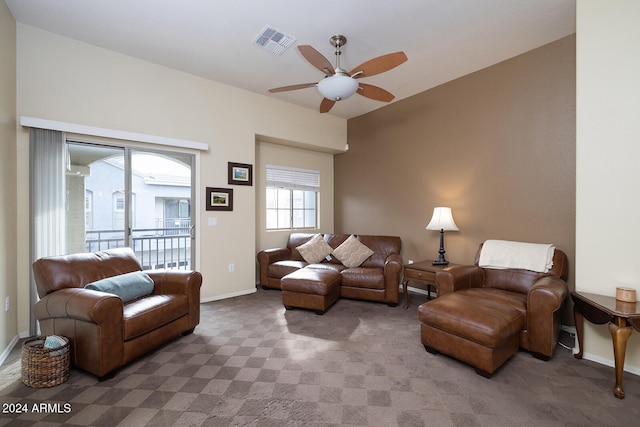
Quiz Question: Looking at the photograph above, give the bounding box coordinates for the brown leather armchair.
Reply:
[32,247,202,379]
[418,244,568,376]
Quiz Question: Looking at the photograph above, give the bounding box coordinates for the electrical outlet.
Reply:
[408,260,414,264]
[228,263,234,273]
[4,296,9,312]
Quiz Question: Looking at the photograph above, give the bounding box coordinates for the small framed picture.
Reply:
[206,187,233,211]
[228,162,253,186]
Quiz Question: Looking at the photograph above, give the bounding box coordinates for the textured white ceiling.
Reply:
[6,0,576,119]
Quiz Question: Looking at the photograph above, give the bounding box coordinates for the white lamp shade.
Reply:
[317,75,359,101]
[426,207,459,231]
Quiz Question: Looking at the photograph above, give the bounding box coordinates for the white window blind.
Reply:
[266,165,320,192]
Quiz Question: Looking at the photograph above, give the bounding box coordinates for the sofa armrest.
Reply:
[147,269,202,330]
[34,288,125,378]
[384,254,403,282]
[384,253,403,274]
[435,265,484,296]
[528,276,568,309]
[34,287,123,324]
[257,248,291,265]
[257,248,291,287]
[146,269,202,295]
[383,254,403,304]
[526,275,568,357]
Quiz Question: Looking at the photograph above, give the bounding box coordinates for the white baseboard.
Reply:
[200,287,256,304]
[581,352,640,377]
[401,285,436,299]
[559,325,640,377]
[0,334,20,367]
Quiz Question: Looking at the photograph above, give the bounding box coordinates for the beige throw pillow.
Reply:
[296,234,333,264]
[333,235,374,268]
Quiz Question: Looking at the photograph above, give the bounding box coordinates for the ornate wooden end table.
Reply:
[402,260,457,309]
[571,291,640,399]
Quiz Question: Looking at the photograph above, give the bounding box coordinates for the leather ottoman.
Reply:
[418,292,525,377]
[281,267,342,315]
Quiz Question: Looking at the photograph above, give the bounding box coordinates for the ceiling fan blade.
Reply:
[319,98,336,113]
[349,52,408,78]
[357,83,395,102]
[268,83,317,93]
[298,45,335,75]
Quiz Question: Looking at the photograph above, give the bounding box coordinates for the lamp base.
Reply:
[432,229,450,266]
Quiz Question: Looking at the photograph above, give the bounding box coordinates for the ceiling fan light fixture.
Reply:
[317,74,359,101]
[268,34,407,112]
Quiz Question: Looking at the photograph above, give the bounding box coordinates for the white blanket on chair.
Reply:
[478,240,555,273]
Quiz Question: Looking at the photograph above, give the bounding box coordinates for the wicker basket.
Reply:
[21,336,70,388]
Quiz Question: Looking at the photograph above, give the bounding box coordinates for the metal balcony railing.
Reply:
[85,224,192,270]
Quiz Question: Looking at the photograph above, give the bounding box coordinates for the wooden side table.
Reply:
[571,291,640,399]
[402,260,456,309]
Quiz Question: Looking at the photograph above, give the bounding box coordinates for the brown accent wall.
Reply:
[336,35,576,319]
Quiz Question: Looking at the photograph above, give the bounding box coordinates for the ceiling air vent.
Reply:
[253,25,295,55]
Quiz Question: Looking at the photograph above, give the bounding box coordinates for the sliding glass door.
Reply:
[129,149,194,270]
[67,142,195,269]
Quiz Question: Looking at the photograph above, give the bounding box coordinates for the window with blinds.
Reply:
[266,165,319,230]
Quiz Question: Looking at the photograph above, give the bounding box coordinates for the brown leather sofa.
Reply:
[257,233,402,309]
[418,244,568,376]
[32,247,202,378]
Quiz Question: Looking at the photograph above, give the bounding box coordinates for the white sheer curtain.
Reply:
[29,128,67,336]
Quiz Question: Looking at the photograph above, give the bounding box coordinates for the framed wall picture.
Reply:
[228,162,253,186]
[206,187,233,211]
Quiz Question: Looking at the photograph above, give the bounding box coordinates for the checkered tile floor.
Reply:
[2,288,640,426]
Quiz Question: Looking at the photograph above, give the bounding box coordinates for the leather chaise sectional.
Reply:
[257,233,402,313]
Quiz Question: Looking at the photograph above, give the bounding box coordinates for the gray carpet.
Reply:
[2,287,640,426]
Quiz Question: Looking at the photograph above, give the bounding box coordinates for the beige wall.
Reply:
[576,1,640,372]
[337,36,576,321]
[0,1,18,358]
[13,24,346,334]
[255,141,335,255]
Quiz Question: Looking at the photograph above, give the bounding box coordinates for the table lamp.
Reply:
[426,207,458,265]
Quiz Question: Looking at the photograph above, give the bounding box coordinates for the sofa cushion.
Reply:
[305,263,346,273]
[286,233,317,261]
[341,267,385,290]
[123,294,188,340]
[296,234,333,264]
[85,271,154,302]
[356,235,401,269]
[32,247,142,297]
[332,235,374,268]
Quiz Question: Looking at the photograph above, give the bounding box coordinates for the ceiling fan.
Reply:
[269,35,408,113]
